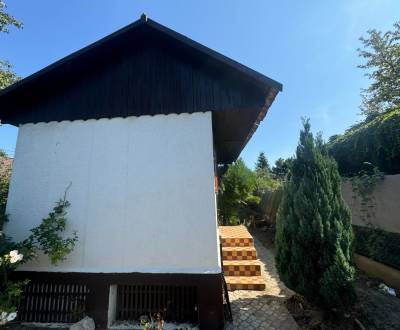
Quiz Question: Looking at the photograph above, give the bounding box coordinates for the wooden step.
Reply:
[222,246,257,261]
[223,260,261,276]
[225,276,265,291]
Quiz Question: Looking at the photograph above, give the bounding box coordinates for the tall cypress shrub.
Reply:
[275,120,356,308]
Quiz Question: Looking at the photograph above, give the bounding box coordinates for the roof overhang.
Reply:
[0,15,282,164]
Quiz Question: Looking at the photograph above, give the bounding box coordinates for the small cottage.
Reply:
[0,15,281,329]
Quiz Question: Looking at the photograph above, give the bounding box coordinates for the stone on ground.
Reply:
[70,317,95,330]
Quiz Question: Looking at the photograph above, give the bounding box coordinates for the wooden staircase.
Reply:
[219,225,265,291]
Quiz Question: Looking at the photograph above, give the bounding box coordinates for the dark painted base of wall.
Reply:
[12,271,224,330]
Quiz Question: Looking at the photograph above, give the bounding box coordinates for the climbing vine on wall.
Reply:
[349,163,384,225]
[347,165,399,269]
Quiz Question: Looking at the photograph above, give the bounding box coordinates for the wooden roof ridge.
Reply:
[0,14,282,99]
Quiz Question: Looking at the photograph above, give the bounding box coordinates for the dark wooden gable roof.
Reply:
[0,14,282,164]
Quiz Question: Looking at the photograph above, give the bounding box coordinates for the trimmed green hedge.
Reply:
[329,107,400,175]
[353,225,400,270]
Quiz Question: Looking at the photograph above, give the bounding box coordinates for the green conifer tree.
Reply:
[255,152,270,173]
[272,157,291,180]
[275,120,356,308]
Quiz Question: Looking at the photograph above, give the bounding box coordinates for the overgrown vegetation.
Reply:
[275,120,356,309]
[328,106,400,176]
[218,153,282,225]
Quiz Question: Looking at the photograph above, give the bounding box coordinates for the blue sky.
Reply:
[0,0,399,167]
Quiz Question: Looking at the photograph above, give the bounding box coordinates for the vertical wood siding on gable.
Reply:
[5,43,266,126]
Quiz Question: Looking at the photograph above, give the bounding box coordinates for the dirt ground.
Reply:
[252,227,400,330]
[285,276,400,330]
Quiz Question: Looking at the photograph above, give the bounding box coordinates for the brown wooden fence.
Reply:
[259,188,282,224]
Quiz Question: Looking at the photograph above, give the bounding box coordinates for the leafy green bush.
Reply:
[353,225,400,270]
[218,159,258,225]
[276,120,356,308]
[218,157,280,225]
[0,197,78,321]
[329,107,400,175]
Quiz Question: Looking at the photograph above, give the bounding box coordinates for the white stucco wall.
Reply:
[5,112,221,274]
